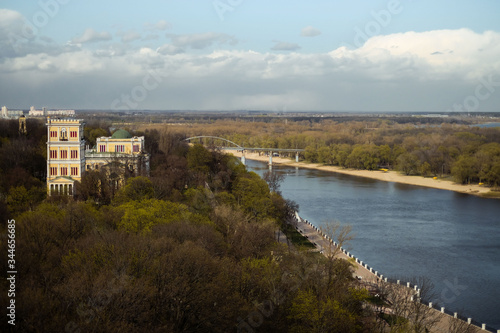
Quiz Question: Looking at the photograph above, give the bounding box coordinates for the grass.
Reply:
[379,313,408,326]
[281,223,316,250]
[366,295,388,307]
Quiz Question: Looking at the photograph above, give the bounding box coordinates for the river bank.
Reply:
[227,150,494,197]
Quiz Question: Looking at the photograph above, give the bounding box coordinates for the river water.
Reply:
[246,159,500,329]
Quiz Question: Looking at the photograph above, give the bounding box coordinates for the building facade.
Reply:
[85,129,150,178]
[46,118,86,196]
[46,121,150,196]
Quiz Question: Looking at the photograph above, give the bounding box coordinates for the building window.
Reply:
[115,145,125,153]
[50,150,57,159]
[71,167,78,176]
[50,167,57,176]
[61,167,68,176]
[71,150,78,159]
[133,144,140,152]
[99,145,106,152]
[70,130,77,138]
[60,128,68,141]
[50,131,57,138]
[61,150,68,159]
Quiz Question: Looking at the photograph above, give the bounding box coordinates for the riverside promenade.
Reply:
[293,214,496,333]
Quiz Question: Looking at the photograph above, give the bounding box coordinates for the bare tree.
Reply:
[263,170,285,193]
[448,314,480,333]
[378,276,440,333]
[320,220,354,259]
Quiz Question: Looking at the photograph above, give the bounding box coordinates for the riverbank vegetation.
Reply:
[138,117,500,188]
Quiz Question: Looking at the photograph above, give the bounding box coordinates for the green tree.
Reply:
[6,185,45,216]
[304,145,318,163]
[117,199,191,233]
[114,176,155,203]
[233,172,273,220]
[451,155,478,184]
[187,144,213,173]
[397,152,420,175]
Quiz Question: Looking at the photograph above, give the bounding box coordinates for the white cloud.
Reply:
[301,26,321,37]
[167,32,238,49]
[118,30,142,43]
[157,44,184,55]
[71,28,112,44]
[271,41,301,51]
[145,20,172,31]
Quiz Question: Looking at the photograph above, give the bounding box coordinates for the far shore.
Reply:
[224,150,494,197]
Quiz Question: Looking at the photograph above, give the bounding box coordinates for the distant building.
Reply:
[46,120,150,196]
[1,106,23,118]
[19,115,27,135]
[29,106,75,117]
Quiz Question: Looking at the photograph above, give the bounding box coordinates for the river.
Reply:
[246,159,500,329]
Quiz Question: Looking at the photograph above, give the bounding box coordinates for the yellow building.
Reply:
[46,118,86,195]
[85,129,150,188]
[46,121,150,196]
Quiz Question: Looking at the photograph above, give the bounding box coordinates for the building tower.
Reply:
[19,115,27,135]
[46,117,86,196]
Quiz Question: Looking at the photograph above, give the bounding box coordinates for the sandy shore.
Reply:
[225,150,492,196]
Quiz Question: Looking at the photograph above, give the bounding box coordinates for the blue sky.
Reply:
[1,0,500,111]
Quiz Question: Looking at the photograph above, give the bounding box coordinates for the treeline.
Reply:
[1,126,373,332]
[145,119,500,187]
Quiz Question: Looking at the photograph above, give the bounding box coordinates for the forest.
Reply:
[0,115,496,332]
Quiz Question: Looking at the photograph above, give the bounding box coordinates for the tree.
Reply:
[320,220,354,259]
[263,170,285,193]
[114,176,155,203]
[304,145,318,162]
[451,155,477,184]
[75,170,112,205]
[117,199,191,233]
[233,172,273,220]
[418,161,432,177]
[397,152,420,175]
[187,144,213,173]
[377,276,440,333]
[447,314,478,333]
[6,185,45,216]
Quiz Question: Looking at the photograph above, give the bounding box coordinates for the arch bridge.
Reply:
[183,136,304,165]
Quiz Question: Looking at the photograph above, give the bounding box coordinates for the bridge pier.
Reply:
[296,152,299,163]
[269,152,273,166]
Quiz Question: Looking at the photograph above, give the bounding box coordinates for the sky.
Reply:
[1,0,500,112]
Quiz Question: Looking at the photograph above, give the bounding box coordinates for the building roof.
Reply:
[111,129,132,139]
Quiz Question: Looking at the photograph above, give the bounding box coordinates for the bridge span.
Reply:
[183,136,304,165]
